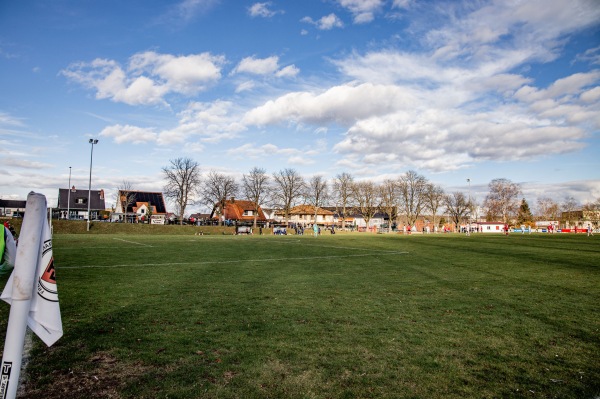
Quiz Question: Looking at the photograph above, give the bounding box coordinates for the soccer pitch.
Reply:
[2,233,599,398]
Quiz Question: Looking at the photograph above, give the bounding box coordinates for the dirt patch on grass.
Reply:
[17,352,150,399]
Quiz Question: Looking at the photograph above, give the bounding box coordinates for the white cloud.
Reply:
[99,100,246,147]
[62,52,225,106]
[227,142,317,165]
[1,158,53,169]
[248,2,282,18]
[422,0,600,65]
[243,82,417,126]
[275,65,300,78]
[182,142,205,154]
[99,124,158,144]
[332,107,588,172]
[235,80,256,93]
[166,0,220,23]
[580,86,600,103]
[318,13,345,30]
[337,0,384,23]
[302,14,344,30]
[391,0,412,9]
[233,55,280,75]
[160,100,246,145]
[232,56,299,78]
[575,45,600,65]
[0,112,25,127]
[128,51,224,94]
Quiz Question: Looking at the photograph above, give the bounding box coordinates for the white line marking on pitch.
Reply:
[57,251,409,269]
[112,238,153,247]
[269,239,391,252]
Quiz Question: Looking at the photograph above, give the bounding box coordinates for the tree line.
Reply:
[158,157,599,228]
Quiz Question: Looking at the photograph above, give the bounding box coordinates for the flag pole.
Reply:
[1,192,47,399]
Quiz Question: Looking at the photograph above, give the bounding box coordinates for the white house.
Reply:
[353,212,387,229]
[277,205,335,226]
[476,222,506,233]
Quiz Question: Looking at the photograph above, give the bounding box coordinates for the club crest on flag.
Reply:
[38,258,58,303]
[37,237,57,302]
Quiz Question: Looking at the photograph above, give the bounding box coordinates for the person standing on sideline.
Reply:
[588,224,594,236]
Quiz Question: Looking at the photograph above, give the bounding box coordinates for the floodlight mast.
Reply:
[67,166,71,220]
[87,139,98,232]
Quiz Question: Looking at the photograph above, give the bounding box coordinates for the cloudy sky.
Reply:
[1,0,599,212]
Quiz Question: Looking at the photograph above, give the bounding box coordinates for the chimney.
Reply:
[71,185,76,192]
[230,197,235,203]
[100,189,105,199]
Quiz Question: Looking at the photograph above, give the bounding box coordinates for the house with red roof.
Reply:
[211,197,267,226]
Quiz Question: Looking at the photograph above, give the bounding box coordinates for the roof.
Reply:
[213,198,267,222]
[288,205,334,216]
[118,191,167,214]
[57,188,106,211]
[0,199,27,209]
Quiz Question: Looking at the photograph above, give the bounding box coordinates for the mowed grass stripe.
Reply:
[57,251,410,269]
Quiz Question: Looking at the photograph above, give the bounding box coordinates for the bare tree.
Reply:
[424,183,445,231]
[561,196,579,228]
[445,192,471,231]
[535,197,558,220]
[306,175,329,223]
[202,170,239,226]
[483,178,520,223]
[162,158,201,225]
[242,167,270,228]
[351,181,380,230]
[397,170,428,226]
[271,168,306,226]
[116,180,136,223]
[332,172,354,229]
[582,198,600,211]
[379,179,398,233]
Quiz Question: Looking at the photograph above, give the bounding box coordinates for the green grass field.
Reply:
[1,232,599,398]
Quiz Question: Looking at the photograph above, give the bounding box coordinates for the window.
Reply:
[76,198,87,204]
[243,210,254,216]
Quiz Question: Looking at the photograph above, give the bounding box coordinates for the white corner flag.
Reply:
[1,192,63,399]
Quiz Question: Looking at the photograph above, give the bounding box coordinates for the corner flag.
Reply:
[0,192,63,399]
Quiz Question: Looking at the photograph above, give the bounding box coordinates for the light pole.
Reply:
[87,139,98,232]
[67,166,71,220]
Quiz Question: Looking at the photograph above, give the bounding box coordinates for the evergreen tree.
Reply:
[517,198,533,225]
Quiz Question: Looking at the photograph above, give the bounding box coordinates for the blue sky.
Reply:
[1,0,599,213]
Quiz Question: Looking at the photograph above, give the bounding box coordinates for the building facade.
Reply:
[56,186,106,220]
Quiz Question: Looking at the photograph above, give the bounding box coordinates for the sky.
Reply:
[1,0,599,214]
